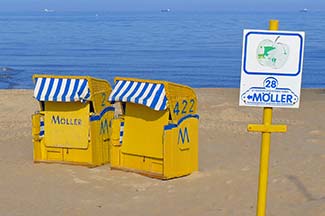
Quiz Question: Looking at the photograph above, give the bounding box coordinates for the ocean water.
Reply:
[0,11,324,89]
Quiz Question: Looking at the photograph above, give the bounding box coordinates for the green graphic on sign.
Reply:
[257,36,289,69]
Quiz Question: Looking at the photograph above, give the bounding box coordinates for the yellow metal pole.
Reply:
[269,19,279,31]
[256,20,279,216]
[256,107,272,216]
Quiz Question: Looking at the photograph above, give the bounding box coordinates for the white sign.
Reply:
[239,29,305,108]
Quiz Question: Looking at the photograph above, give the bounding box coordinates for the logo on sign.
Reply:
[242,30,304,76]
[241,77,298,106]
[257,36,289,69]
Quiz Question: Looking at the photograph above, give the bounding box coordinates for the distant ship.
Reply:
[300,8,308,12]
[161,9,171,12]
[43,8,55,13]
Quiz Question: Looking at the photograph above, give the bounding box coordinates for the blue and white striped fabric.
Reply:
[108,80,168,111]
[120,121,124,145]
[33,77,91,102]
[40,118,44,138]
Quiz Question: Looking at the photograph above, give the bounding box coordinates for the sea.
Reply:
[0,11,324,89]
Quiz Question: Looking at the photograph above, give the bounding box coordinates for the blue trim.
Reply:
[164,124,177,130]
[89,106,115,121]
[164,114,199,131]
[178,114,200,125]
[243,31,304,76]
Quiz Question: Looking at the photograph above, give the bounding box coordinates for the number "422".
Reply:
[173,99,195,115]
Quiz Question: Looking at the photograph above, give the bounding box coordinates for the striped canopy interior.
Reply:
[33,77,91,102]
[108,80,168,111]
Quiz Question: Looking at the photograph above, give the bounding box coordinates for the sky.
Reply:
[0,0,324,12]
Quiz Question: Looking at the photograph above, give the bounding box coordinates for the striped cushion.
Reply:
[108,80,168,111]
[33,77,90,102]
[120,121,124,144]
[40,118,44,137]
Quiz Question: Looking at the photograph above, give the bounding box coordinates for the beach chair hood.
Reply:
[108,78,168,111]
[33,76,91,102]
[108,77,198,124]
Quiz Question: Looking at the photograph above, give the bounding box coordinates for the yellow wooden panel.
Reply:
[121,103,169,159]
[63,147,92,164]
[46,148,63,161]
[110,118,123,146]
[32,113,42,161]
[44,101,89,149]
[165,83,197,124]
[120,152,163,174]
[163,116,199,178]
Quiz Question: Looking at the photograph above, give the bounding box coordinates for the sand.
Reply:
[0,89,324,216]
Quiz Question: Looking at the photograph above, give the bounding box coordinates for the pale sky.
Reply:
[0,0,324,12]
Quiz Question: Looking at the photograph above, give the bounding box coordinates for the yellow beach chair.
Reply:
[31,74,114,167]
[109,77,199,179]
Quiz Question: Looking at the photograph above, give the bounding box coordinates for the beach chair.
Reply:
[109,77,199,179]
[31,74,114,167]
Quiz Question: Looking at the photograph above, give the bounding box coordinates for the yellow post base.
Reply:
[248,107,287,216]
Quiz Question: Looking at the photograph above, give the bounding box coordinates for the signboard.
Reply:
[239,29,305,108]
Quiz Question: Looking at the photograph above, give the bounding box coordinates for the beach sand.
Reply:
[0,89,324,216]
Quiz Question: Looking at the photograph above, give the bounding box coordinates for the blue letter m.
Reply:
[100,119,108,134]
[178,127,190,144]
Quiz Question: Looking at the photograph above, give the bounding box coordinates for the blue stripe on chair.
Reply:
[61,79,71,102]
[134,83,149,104]
[118,81,133,101]
[35,78,46,101]
[142,83,156,105]
[164,114,200,131]
[33,77,91,102]
[108,80,126,102]
[149,84,164,109]
[70,79,80,101]
[53,78,62,100]
[89,106,115,121]
[108,80,168,111]
[44,78,54,101]
[40,118,44,137]
[127,82,142,99]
